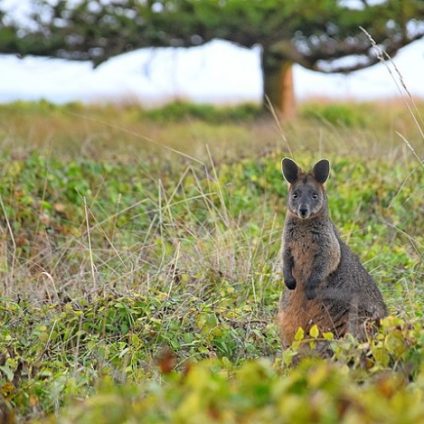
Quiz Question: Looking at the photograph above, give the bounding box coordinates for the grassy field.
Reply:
[0,100,423,422]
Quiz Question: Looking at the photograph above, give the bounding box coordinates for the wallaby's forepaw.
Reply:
[305,277,320,300]
[305,286,316,300]
[284,276,297,290]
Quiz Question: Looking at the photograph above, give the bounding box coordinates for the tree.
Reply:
[1,0,424,118]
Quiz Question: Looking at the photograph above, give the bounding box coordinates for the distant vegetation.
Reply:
[300,102,373,127]
[0,100,261,122]
[0,100,422,422]
[0,98,420,126]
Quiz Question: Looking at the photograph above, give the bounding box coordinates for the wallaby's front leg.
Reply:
[305,253,328,300]
[283,248,296,290]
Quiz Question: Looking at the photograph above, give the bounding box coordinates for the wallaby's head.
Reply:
[281,158,330,220]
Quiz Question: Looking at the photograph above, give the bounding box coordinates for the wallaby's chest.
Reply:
[288,227,320,255]
[284,220,340,284]
[286,227,319,282]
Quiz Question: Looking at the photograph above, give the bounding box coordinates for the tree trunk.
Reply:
[263,58,296,120]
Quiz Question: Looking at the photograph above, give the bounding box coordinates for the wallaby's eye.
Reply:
[292,193,298,199]
[312,193,318,199]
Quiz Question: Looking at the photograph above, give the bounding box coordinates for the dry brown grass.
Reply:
[0,100,423,165]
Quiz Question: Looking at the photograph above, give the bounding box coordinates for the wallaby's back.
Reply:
[278,159,386,347]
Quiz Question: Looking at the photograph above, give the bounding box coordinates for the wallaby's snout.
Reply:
[298,205,310,219]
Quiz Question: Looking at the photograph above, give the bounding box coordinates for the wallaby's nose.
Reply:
[299,207,308,217]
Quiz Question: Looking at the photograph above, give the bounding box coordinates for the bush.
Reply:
[144,102,261,122]
[300,102,372,127]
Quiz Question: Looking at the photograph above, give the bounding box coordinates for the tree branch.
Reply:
[310,31,424,74]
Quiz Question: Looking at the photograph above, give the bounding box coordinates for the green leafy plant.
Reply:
[0,102,422,422]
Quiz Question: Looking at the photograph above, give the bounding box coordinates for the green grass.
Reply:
[0,101,423,422]
[300,102,373,127]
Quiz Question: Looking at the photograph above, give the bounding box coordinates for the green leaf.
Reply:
[294,327,304,341]
[309,325,319,339]
[0,365,14,382]
[323,332,334,341]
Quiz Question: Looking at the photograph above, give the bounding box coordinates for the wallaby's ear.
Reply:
[282,158,299,184]
[312,159,330,184]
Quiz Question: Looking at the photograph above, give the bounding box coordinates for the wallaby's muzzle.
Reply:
[298,205,310,219]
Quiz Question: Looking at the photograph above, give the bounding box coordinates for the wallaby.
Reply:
[278,158,387,347]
